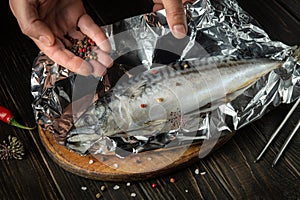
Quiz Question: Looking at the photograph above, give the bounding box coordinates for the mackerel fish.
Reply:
[66,47,300,154]
[66,57,284,152]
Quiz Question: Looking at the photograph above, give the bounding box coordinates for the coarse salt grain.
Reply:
[113,163,119,168]
[81,186,87,191]
[113,185,120,190]
[89,159,94,164]
[131,193,137,197]
[185,189,189,193]
[126,182,131,186]
[195,169,199,175]
[201,171,206,175]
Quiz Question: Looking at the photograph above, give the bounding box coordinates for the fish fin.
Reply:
[123,80,147,99]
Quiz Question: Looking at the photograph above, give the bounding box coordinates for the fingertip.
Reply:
[39,35,53,46]
[172,24,187,39]
[93,68,107,77]
[93,49,114,68]
[98,40,112,53]
[161,0,187,39]
[88,59,107,77]
[23,19,56,46]
[77,60,94,76]
[77,14,111,53]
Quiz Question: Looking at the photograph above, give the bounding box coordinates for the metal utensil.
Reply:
[255,97,300,166]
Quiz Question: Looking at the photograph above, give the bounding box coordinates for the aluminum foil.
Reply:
[31,0,300,156]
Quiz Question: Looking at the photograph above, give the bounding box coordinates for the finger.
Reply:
[9,0,55,46]
[88,59,107,77]
[60,36,72,48]
[153,3,164,12]
[67,28,85,41]
[161,0,187,39]
[33,37,94,76]
[77,14,111,53]
[93,48,114,68]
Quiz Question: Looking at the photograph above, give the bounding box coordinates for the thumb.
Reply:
[9,0,55,46]
[162,0,187,39]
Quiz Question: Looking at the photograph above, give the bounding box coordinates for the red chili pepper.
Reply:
[0,106,35,130]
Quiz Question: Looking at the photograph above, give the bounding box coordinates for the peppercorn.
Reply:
[140,104,147,108]
[183,63,189,69]
[156,98,164,103]
[152,69,158,75]
[100,185,106,191]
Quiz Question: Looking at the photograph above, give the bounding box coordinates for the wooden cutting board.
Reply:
[38,126,234,181]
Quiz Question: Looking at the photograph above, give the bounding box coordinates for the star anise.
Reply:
[0,135,25,160]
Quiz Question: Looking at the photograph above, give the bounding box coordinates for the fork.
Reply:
[255,97,300,167]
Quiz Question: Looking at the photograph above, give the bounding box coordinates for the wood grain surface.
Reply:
[0,0,299,199]
[38,126,234,181]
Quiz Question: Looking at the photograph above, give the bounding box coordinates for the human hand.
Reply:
[152,0,190,39]
[9,0,113,77]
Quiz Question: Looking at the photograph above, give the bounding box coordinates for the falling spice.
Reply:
[0,135,25,160]
[183,63,189,69]
[152,69,158,75]
[156,98,164,103]
[131,193,137,197]
[113,185,120,190]
[169,178,176,183]
[0,106,35,130]
[140,104,147,108]
[151,183,157,188]
[100,185,106,191]
[95,193,101,199]
[113,163,119,169]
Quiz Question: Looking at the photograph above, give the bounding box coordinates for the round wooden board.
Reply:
[38,126,234,181]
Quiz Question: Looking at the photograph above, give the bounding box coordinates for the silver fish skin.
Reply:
[72,57,282,137]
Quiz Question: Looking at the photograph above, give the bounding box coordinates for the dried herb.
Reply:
[0,135,25,160]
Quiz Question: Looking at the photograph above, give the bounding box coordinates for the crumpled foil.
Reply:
[31,0,300,156]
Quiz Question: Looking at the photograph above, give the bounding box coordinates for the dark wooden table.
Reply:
[0,0,299,199]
